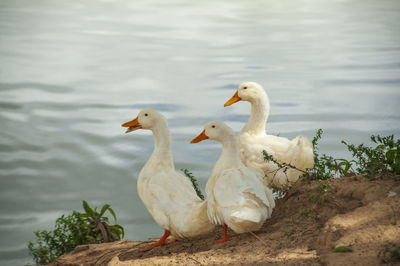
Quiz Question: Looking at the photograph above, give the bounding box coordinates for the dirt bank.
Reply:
[50,174,400,265]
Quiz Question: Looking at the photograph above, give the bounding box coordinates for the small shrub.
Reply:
[332,246,352,252]
[263,130,400,185]
[299,208,311,217]
[380,245,400,263]
[28,201,124,264]
[28,211,86,264]
[304,129,355,180]
[342,134,400,177]
[263,129,355,182]
[181,168,205,200]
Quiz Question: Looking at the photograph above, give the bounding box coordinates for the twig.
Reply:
[248,231,268,247]
[188,257,203,265]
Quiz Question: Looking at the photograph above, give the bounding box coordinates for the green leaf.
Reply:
[386,150,395,163]
[99,204,111,217]
[107,207,117,222]
[82,201,94,217]
[109,224,125,238]
[332,246,352,252]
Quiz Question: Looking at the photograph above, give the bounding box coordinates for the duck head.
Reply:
[191,121,234,143]
[224,82,265,106]
[122,108,165,133]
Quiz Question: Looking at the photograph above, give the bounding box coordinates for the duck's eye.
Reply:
[212,125,215,128]
[144,113,148,116]
[243,86,247,90]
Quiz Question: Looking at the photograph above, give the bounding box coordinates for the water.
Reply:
[1,0,399,264]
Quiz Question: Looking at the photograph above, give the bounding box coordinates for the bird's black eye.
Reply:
[243,86,247,90]
[145,113,148,116]
[212,125,215,128]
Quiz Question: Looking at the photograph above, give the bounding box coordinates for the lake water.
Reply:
[1,0,399,265]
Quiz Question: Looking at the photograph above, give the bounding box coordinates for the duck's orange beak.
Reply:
[224,91,241,107]
[191,130,209,143]
[122,117,142,133]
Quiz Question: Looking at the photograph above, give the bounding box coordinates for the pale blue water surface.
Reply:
[1,0,400,265]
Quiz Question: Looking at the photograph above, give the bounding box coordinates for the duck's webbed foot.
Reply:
[216,224,230,243]
[141,230,171,252]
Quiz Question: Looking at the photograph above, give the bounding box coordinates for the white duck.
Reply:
[122,108,214,251]
[191,121,275,243]
[224,82,314,191]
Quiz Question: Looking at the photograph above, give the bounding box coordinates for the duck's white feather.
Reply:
[238,132,314,189]
[231,82,314,191]
[202,122,275,234]
[133,109,214,239]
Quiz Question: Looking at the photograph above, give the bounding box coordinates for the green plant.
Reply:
[342,134,400,177]
[332,246,352,252]
[28,201,124,264]
[28,211,86,264]
[181,168,205,200]
[304,129,355,180]
[263,129,354,182]
[381,245,400,263]
[262,150,307,181]
[299,208,311,217]
[308,180,331,205]
[263,130,400,183]
[81,200,124,242]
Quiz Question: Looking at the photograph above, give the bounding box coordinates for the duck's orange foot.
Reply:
[216,224,230,243]
[166,238,181,244]
[141,242,164,252]
[141,230,171,252]
[216,237,230,243]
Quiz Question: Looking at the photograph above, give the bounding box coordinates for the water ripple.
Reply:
[0,82,72,93]
[0,1,400,265]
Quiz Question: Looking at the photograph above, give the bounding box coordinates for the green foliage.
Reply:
[80,200,124,242]
[317,180,330,193]
[299,208,311,217]
[308,180,331,205]
[262,150,305,176]
[181,168,205,200]
[28,201,124,265]
[262,129,354,182]
[28,211,86,264]
[304,129,355,180]
[381,245,400,263]
[342,134,400,177]
[332,246,353,252]
[263,129,400,183]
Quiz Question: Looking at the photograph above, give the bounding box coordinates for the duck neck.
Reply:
[148,122,174,170]
[217,134,241,168]
[241,94,269,135]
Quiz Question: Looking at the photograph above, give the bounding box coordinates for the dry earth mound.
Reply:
[50,175,400,266]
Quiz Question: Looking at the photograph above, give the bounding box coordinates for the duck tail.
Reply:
[182,201,215,238]
[293,135,314,170]
[228,207,265,233]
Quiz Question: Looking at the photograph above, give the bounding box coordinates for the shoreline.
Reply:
[49,174,400,265]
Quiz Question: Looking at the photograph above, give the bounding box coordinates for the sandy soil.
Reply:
[49,174,400,266]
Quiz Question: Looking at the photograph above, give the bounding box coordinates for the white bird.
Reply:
[191,121,275,243]
[224,82,314,191]
[122,108,214,251]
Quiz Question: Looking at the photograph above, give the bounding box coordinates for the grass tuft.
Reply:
[332,246,353,252]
